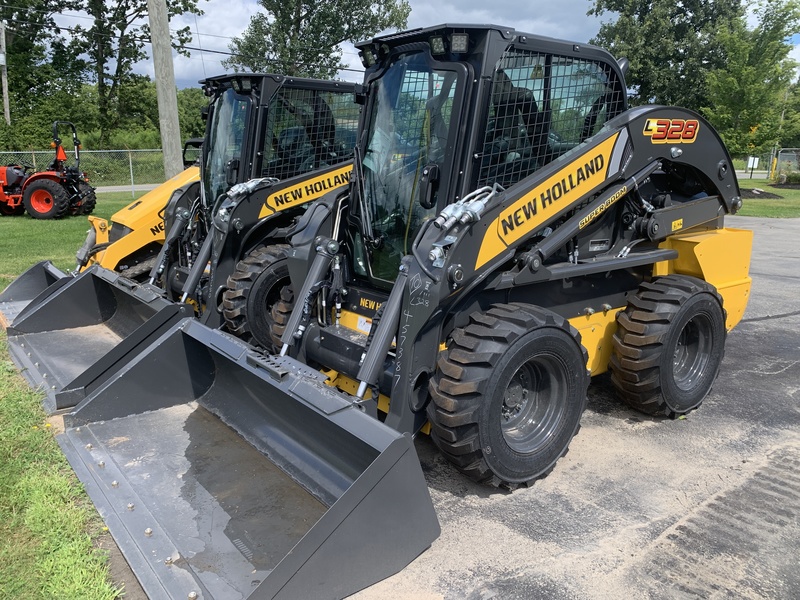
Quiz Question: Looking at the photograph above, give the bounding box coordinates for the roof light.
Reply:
[360,46,376,68]
[430,36,446,55]
[450,33,469,53]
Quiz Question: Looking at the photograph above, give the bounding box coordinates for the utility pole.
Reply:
[1,21,11,126]
[146,0,183,178]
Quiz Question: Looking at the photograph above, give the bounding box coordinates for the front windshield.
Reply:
[360,52,460,281]
[202,87,251,207]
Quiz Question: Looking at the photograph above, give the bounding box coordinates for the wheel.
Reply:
[22,179,70,219]
[69,182,96,215]
[117,256,157,282]
[610,274,726,417]
[222,244,290,352]
[78,182,97,215]
[0,202,24,216]
[428,303,589,488]
[269,285,295,349]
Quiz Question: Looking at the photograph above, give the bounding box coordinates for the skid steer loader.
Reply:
[263,24,753,487]
[22,23,751,599]
[1,73,357,413]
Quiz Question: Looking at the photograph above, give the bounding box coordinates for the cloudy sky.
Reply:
[159,0,612,88]
[53,0,800,90]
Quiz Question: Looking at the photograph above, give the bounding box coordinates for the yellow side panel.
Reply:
[322,368,431,435]
[657,227,753,330]
[111,167,200,231]
[568,308,624,376]
[82,167,200,271]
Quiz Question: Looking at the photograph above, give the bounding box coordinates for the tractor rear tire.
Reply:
[610,274,726,417]
[222,244,290,352]
[23,179,70,219]
[428,303,589,488]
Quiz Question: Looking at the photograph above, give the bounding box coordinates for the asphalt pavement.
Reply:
[354,215,800,600]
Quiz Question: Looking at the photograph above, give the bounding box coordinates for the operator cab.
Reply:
[350,25,628,288]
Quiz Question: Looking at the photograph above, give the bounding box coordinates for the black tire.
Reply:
[117,256,157,282]
[79,182,97,215]
[22,179,70,219]
[222,244,290,352]
[0,202,24,216]
[610,274,726,417]
[269,285,295,349]
[428,303,589,488]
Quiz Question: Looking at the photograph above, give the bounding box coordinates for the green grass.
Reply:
[736,182,800,218]
[0,192,142,290]
[0,334,121,599]
[0,192,143,599]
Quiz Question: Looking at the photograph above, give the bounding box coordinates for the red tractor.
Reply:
[0,121,97,219]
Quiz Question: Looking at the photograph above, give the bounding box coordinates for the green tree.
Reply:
[177,87,208,140]
[71,0,203,145]
[589,0,743,110]
[777,82,800,149]
[703,0,800,155]
[0,1,91,149]
[222,0,410,78]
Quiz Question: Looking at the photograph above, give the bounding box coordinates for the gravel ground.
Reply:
[353,215,800,600]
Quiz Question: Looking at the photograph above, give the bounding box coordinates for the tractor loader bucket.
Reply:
[5,265,191,414]
[0,260,70,327]
[59,317,440,600]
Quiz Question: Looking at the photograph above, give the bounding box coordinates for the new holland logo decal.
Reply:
[258,164,353,218]
[475,132,621,270]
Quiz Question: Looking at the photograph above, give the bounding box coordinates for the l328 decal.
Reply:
[643,118,699,144]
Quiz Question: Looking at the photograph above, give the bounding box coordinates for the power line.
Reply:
[5,6,364,58]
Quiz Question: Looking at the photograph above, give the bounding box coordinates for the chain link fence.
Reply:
[0,149,168,190]
[773,148,800,182]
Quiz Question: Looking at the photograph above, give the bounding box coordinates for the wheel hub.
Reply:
[673,316,709,391]
[503,375,529,416]
[500,356,566,454]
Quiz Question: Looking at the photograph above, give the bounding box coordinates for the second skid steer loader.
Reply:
[2,73,357,413]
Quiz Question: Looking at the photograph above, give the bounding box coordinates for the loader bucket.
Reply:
[0,260,70,327]
[5,266,191,414]
[59,318,440,600]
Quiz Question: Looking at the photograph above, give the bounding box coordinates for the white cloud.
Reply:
[150,0,611,88]
[67,0,798,89]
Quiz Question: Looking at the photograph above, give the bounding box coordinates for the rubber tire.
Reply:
[0,202,24,216]
[269,285,295,349]
[118,256,157,282]
[222,244,290,352]
[79,182,97,215]
[23,179,70,219]
[610,274,726,417]
[428,303,589,488]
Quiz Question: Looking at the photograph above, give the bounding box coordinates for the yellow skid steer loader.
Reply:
[1,74,357,414]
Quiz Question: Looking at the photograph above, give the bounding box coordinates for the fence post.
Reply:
[128,149,135,197]
[31,151,36,169]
